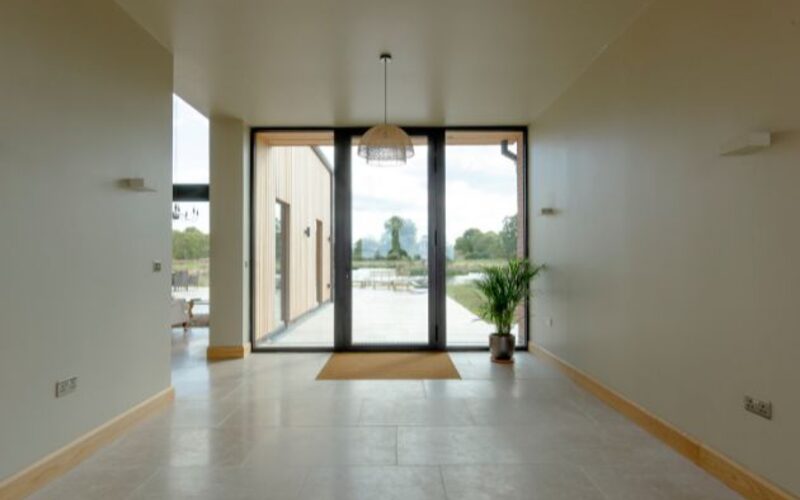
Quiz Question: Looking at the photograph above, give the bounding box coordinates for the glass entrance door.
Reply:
[349,136,433,346]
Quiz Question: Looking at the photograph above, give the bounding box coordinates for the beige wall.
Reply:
[209,116,251,348]
[530,0,800,494]
[0,0,172,481]
[254,144,333,340]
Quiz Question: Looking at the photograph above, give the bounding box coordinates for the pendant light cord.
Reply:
[383,57,388,124]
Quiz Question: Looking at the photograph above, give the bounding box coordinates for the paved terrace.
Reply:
[257,288,519,348]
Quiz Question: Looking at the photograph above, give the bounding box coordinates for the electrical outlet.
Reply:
[744,395,772,420]
[55,377,78,398]
[152,261,162,272]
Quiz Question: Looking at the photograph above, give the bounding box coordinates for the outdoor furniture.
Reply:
[354,268,413,291]
[170,298,190,328]
[171,270,199,291]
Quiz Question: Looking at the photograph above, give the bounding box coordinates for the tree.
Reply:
[172,227,210,260]
[353,239,364,260]
[398,218,418,258]
[378,216,417,259]
[383,216,409,260]
[454,228,502,259]
[499,214,518,259]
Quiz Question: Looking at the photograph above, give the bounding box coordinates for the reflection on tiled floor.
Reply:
[30,328,740,499]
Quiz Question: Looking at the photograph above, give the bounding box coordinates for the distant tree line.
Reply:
[353,214,518,261]
[454,215,518,260]
[173,227,209,260]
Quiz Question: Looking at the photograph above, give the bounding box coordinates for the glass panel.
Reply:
[171,202,210,327]
[253,132,334,347]
[445,132,525,346]
[351,138,429,345]
[172,95,209,184]
[274,202,285,326]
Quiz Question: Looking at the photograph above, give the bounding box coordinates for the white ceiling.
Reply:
[116,0,648,126]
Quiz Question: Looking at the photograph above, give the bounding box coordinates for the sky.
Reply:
[352,145,518,246]
[172,95,210,233]
[171,95,519,244]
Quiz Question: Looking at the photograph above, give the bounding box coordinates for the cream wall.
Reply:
[209,116,251,348]
[0,0,172,481]
[530,0,800,494]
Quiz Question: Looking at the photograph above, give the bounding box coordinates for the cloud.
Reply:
[352,144,518,244]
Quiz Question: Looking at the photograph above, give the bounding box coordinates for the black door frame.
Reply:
[334,127,445,351]
[249,126,529,353]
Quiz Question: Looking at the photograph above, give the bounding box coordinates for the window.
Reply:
[252,132,334,348]
[445,131,526,346]
[171,95,210,331]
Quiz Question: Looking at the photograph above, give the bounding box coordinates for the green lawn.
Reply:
[446,282,484,318]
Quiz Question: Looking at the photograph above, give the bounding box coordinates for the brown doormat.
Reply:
[316,352,461,380]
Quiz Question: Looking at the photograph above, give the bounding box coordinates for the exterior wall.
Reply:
[0,0,172,480]
[254,144,332,340]
[529,0,800,494]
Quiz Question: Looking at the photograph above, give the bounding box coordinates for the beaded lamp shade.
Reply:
[357,53,414,166]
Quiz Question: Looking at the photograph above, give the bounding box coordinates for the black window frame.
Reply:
[249,126,529,353]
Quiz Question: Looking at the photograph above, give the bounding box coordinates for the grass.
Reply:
[446,282,484,318]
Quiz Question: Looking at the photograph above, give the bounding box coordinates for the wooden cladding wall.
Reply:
[254,145,332,341]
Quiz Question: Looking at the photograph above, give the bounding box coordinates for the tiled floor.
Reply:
[30,328,740,499]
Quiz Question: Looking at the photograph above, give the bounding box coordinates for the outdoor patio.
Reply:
[256,288,518,348]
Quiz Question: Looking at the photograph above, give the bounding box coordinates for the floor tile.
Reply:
[28,465,157,500]
[441,463,605,500]
[245,426,398,467]
[86,426,256,468]
[298,466,447,500]
[581,464,740,500]
[22,329,741,500]
[128,465,307,500]
[360,399,473,426]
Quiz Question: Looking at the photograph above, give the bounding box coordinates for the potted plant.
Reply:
[475,258,543,363]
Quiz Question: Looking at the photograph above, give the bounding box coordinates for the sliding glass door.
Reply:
[252,127,526,351]
[350,137,431,346]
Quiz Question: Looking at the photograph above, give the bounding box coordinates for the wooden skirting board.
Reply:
[529,343,796,500]
[206,342,251,360]
[0,386,174,500]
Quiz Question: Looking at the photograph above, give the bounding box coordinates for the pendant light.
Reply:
[357,53,414,166]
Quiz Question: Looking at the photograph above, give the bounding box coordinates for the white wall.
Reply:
[530,0,800,494]
[209,116,250,348]
[0,0,173,480]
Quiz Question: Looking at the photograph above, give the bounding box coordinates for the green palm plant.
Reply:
[475,259,543,335]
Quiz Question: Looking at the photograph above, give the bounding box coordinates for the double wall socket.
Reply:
[56,377,78,398]
[744,395,772,420]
